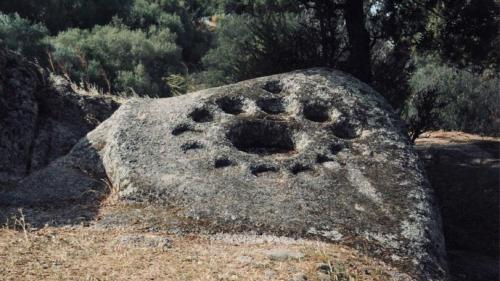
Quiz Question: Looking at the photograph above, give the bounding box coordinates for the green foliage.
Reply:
[0,13,48,61]
[430,0,499,68]
[201,15,255,86]
[49,23,182,97]
[371,42,414,109]
[116,64,159,97]
[1,0,498,137]
[369,0,499,111]
[214,0,301,14]
[370,0,434,47]
[201,12,325,86]
[202,0,372,85]
[164,74,189,96]
[0,0,132,33]
[121,0,212,66]
[403,57,500,139]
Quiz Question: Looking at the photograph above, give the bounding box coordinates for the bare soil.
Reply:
[416,131,500,281]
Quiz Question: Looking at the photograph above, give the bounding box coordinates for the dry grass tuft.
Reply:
[100,177,121,207]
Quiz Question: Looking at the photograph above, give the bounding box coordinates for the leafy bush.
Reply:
[403,57,500,140]
[201,13,318,86]
[49,23,183,97]
[121,0,212,66]
[200,15,255,86]
[0,13,48,61]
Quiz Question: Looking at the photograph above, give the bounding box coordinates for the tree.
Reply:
[201,12,322,86]
[203,0,375,84]
[431,0,499,68]
[344,0,371,82]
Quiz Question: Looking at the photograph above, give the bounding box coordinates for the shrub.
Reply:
[0,13,49,61]
[201,13,318,86]
[200,15,255,86]
[49,23,183,97]
[403,57,500,140]
[122,0,212,66]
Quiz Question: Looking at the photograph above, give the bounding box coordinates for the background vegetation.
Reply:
[0,0,498,138]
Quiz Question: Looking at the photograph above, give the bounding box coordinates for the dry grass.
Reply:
[0,225,401,281]
[61,76,131,103]
[416,130,500,145]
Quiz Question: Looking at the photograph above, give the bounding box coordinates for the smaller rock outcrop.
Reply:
[0,45,120,187]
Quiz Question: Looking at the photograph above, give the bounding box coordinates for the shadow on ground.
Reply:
[0,201,104,229]
[417,139,500,281]
[0,180,108,228]
[0,137,110,229]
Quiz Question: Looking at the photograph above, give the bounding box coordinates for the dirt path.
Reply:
[416,131,500,281]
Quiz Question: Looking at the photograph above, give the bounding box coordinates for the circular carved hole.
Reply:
[303,102,330,122]
[290,163,312,175]
[215,157,234,168]
[227,120,295,155]
[216,96,245,115]
[316,154,334,164]
[329,121,359,139]
[189,108,213,123]
[261,80,282,94]
[181,141,204,152]
[251,164,278,176]
[329,143,345,154]
[172,123,199,136]
[257,97,285,114]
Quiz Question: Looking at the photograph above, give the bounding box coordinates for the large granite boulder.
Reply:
[1,68,447,280]
[0,45,120,187]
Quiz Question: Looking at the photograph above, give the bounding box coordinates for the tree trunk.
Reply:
[344,0,372,83]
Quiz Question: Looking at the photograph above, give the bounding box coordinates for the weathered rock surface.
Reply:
[0,45,120,187]
[1,68,447,280]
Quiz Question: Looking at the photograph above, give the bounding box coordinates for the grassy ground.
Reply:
[0,224,400,281]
